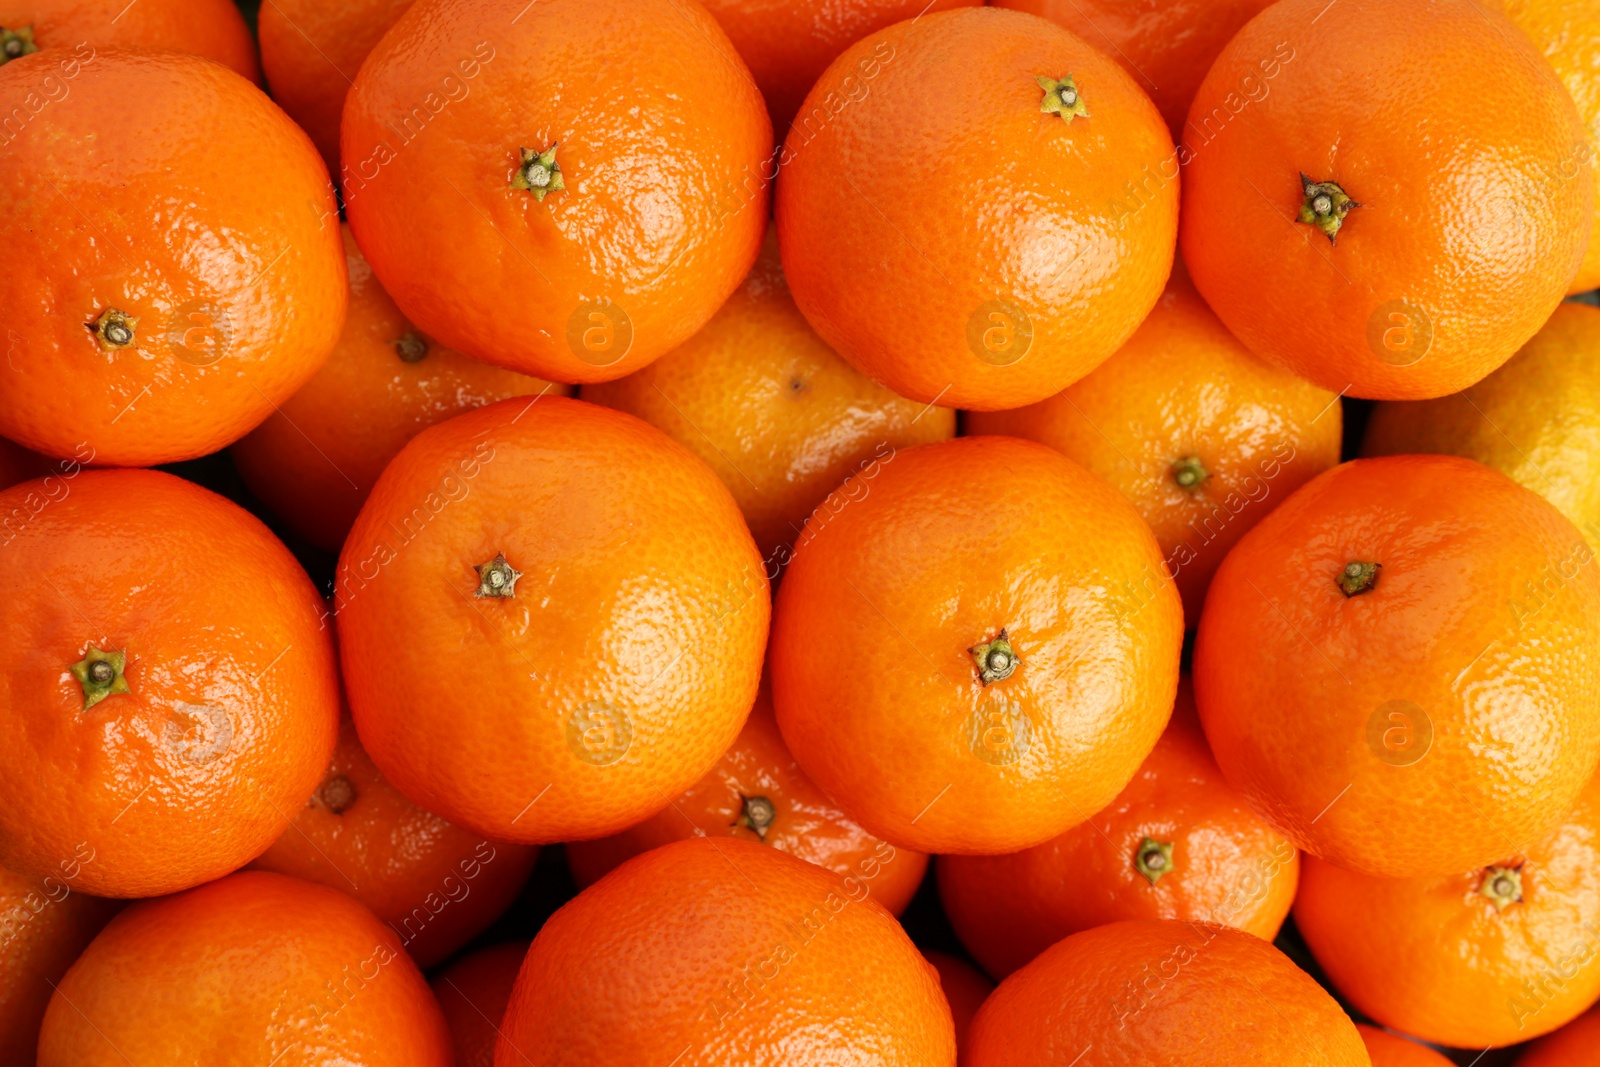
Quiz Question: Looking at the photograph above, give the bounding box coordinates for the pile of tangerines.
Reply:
[0,0,1598,1063]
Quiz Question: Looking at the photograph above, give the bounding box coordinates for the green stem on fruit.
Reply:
[512,144,565,201]
[474,553,523,598]
[1296,174,1360,244]
[70,647,130,710]
[1477,864,1523,912]
[1170,456,1209,491]
[969,629,1019,685]
[1037,76,1088,123]
[1336,561,1380,597]
[1135,837,1175,885]
[734,795,777,842]
[0,26,36,64]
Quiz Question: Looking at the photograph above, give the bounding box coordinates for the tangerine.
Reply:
[1180,0,1593,399]
[770,435,1182,854]
[963,919,1368,1065]
[775,6,1178,410]
[496,837,955,1066]
[336,397,768,844]
[0,49,346,465]
[433,941,528,1067]
[0,0,257,80]
[583,226,954,563]
[1195,455,1600,878]
[36,870,453,1065]
[1356,1025,1455,1067]
[342,0,770,383]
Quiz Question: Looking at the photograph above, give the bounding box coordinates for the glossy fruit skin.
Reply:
[1519,1005,1600,1065]
[1489,0,1600,293]
[1180,0,1593,400]
[432,941,528,1067]
[993,0,1273,135]
[0,469,340,898]
[249,717,539,968]
[968,266,1341,624]
[36,871,453,1066]
[584,227,955,564]
[964,919,1369,1066]
[938,678,1298,979]
[776,6,1178,411]
[1195,455,1600,879]
[341,0,770,384]
[567,680,929,916]
[233,226,566,554]
[1363,302,1600,552]
[0,865,119,1063]
[0,49,346,466]
[707,0,979,134]
[496,837,955,1066]
[1355,1025,1455,1067]
[336,397,769,845]
[0,0,258,80]
[1297,770,1600,1047]
[924,950,993,1061]
[771,436,1183,855]
[258,0,413,172]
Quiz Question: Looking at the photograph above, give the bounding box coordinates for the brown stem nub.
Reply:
[734,794,777,842]
[969,629,1019,685]
[317,774,357,814]
[395,330,428,363]
[88,308,139,353]
[1336,561,1380,597]
[474,553,523,598]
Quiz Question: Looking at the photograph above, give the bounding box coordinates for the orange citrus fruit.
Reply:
[771,435,1182,854]
[336,397,768,844]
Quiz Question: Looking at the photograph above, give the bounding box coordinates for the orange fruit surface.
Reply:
[770,435,1183,855]
[583,226,955,563]
[1489,0,1600,293]
[775,6,1178,411]
[36,870,453,1066]
[497,837,956,1066]
[0,0,258,80]
[1195,455,1600,879]
[249,716,539,968]
[963,919,1369,1065]
[705,0,979,134]
[1519,1005,1600,1065]
[0,469,340,898]
[1363,301,1600,552]
[433,941,528,1067]
[341,0,771,383]
[924,950,993,1060]
[0,864,119,1063]
[1296,771,1600,1048]
[258,0,414,171]
[993,0,1274,135]
[968,265,1342,623]
[566,679,928,916]
[1356,1026,1454,1067]
[938,678,1298,979]
[336,397,768,844]
[1179,0,1593,400]
[0,49,346,466]
[233,226,566,554]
